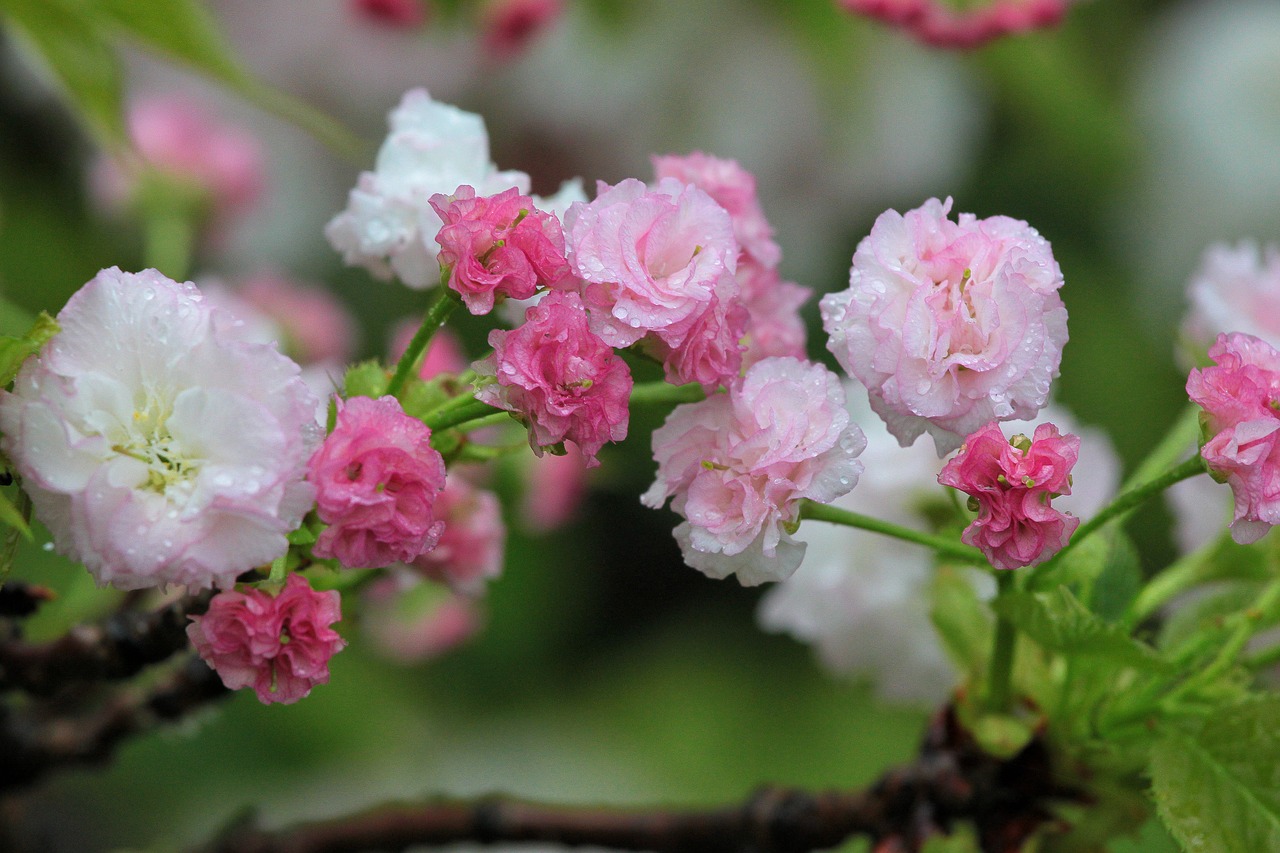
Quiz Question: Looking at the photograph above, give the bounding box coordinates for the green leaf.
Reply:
[993,587,1166,670]
[930,565,993,680]
[0,311,59,386]
[91,0,360,157]
[400,377,456,422]
[1088,528,1142,622]
[0,0,126,144]
[1151,697,1280,852]
[1158,581,1272,656]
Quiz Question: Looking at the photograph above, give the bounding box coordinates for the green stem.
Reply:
[987,571,1018,713]
[1244,641,1280,671]
[424,400,506,432]
[1164,576,1280,705]
[1122,534,1226,628]
[629,381,705,407]
[268,553,288,585]
[799,500,987,564]
[1121,403,1201,492]
[1038,454,1207,571]
[387,288,460,399]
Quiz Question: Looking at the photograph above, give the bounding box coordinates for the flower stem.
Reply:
[629,381,705,407]
[1036,453,1207,572]
[986,571,1018,713]
[1121,403,1201,492]
[387,288,460,399]
[143,209,196,280]
[798,500,987,564]
[423,399,504,432]
[1121,534,1225,628]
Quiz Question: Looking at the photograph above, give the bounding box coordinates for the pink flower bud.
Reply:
[409,475,506,594]
[351,0,429,28]
[938,421,1080,570]
[480,0,564,61]
[187,574,345,705]
[309,396,447,568]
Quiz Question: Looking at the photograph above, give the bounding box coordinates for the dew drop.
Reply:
[41,542,54,552]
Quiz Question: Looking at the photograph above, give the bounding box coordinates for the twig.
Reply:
[193,707,1082,853]
[0,591,214,695]
[0,655,229,792]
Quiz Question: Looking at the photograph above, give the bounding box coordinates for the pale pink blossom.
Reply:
[309,395,447,568]
[480,0,564,60]
[737,265,810,367]
[325,89,532,289]
[1186,332,1280,544]
[430,185,570,314]
[475,291,631,466]
[651,152,781,271]
[0,268,319,590]
[1180,242,1280,365]
[838,0,1070,49]
[351,0,428,28]
[92,97,264,227]
[520,444,589,532]
[237,272,358,365]
[561,177,740,350]
[408,475,506,594]
[642,357,866,585]
[187,573,345,705]
[938,421,1080,570]
[361,576,482,663]
[646,272,749,391]
[821,197,1068,455]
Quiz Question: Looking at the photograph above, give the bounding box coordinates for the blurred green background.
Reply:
[3,0,1276,849]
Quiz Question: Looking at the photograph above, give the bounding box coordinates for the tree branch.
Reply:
[194,707,1083,853]
[0,590,213,695]
[0,655,229,792]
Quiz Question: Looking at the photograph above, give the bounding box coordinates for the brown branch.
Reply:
[0,654,229,792]
[195,707,1084,853]
[0,590,213,695]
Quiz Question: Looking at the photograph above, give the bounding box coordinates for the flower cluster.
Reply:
[938,421,1080,570]
[0,268,320,590]
[643,357,867,585]
[821,196,1068,455]
[1186,332,1280,544]
[308,395,448,568]
[188,573,345,705]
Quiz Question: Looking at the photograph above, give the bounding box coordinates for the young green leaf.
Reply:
[0,311,59,386]
[1151,697,1280,852]
[993,587,1166,670]
[931,565,993,681]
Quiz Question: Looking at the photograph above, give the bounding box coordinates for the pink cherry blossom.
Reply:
[351,0,428,28]
[430,185,570,315]
[561,177,740,350]
[642,357,866,586]
[187,573,345,705]
[646,272,749,391]
[737,264,811,367]
[361,577,482,663]
[838,0,1070,50]
[475,291,631,466]
[1186,332,1280,544]
[481,0,564,60]
[92,97,264,226]
[408,475,506,594]
[821,196,1068,456]
[309,395,447,568]
[1180,242,1280,364]
[237,272,358,366]
[520,444,589,532]
[0,268,319,590]
[938,421,1080,570]
[651,152,781,271]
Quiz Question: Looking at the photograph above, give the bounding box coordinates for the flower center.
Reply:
[113,394,201,495]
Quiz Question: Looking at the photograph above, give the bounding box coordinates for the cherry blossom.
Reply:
[187,573,345,705]
[308,395,447,568]
[938,421,1080,570]
[0,268,319,590]
[821,196,1067,455]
